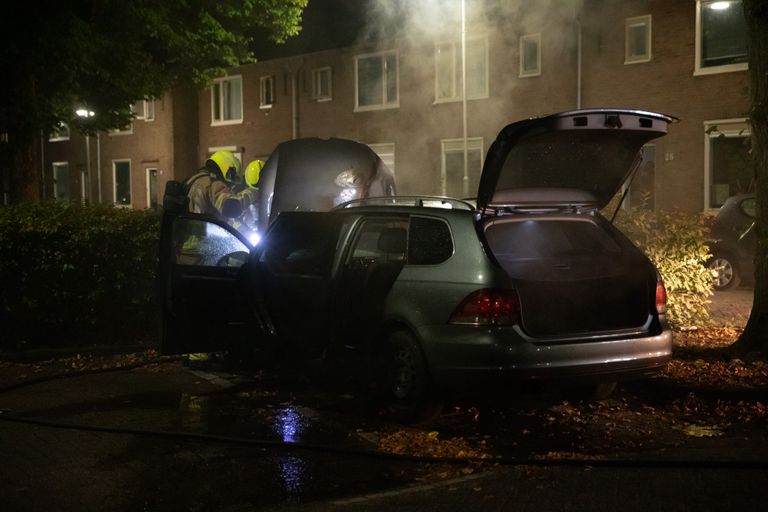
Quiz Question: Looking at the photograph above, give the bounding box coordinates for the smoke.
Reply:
[348,0,586,195]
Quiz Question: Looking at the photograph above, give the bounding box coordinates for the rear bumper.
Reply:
[419,323,672,390]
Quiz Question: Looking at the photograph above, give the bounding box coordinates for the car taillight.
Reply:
[655,279,667,315]
[449,288,520,326]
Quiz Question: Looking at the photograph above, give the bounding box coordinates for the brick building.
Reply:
[41,0,750,213]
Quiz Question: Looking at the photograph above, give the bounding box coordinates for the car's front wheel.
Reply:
[376,331,443,423]
[708,254,740,291]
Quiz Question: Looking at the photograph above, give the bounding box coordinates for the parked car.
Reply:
[707,193,756,290]
[159,109,674,421]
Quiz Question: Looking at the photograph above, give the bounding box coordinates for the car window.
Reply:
[171,217,249,267]
[261,214,339,276]
[485,219,621,260]
[347,219,408,265]
[408,216,453,265]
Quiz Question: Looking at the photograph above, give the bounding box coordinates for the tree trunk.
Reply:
[731,0,768,357]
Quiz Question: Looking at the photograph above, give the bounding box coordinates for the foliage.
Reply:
[1,0,308,143]
[611,205,713,328]
[0,202,160,350]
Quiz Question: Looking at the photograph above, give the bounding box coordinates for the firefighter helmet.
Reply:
[208,150,242,184]
[244,160,265,189]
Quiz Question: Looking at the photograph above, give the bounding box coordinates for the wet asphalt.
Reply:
[0,288,764,511]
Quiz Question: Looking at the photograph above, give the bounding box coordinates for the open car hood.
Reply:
[258,137,396,227]
[477,109,675,211]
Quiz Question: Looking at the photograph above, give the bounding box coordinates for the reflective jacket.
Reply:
[185,170,258,219]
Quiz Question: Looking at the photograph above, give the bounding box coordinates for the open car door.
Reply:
[158,209,261,355]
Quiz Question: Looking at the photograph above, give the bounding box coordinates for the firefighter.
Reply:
[185,150,258,220]
[232,159,265,238]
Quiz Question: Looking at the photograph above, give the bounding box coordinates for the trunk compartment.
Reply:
[483,215,652,338]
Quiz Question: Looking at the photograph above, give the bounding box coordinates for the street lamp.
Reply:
[461,0,468,197]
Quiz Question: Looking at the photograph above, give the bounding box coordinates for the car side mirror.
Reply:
[163,180,189,213]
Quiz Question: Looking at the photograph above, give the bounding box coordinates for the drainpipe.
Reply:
[40,130,46,200]
[291,71,299,140]
[96,132,102,203]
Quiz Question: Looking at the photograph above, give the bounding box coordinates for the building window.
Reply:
[354,50,399,111]
[260,75,275,108]
[695,0,747,75]
[146,167,158,210]
[435,36,488,102]
[52,162,70,200]
[705,119,752,209]
[312,67,333,101]
[113,160,132,206]
[519,33,541,77]
[49,122,70,142]
[211,75,243,124]
[625,15,652,64]
[367,143,396,175]
[132,100,155,121]
[441,138,484,198]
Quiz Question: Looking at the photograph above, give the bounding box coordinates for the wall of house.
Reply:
[580,0,749,212]
[42,0,750,214]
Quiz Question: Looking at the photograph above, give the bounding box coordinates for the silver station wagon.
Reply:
[159,109,674,421]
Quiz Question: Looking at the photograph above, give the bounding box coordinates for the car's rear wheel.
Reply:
[708,254,740,291]
[376,331,443,423]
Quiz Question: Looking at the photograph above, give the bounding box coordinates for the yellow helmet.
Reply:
[208,150,242,183]
[244,160,265,189]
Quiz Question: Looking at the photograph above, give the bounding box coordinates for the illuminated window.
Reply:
[695,0,747,75]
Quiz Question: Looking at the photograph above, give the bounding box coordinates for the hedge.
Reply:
[0,202,160,351]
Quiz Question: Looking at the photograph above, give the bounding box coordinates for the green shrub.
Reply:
[0,201,160,350]
[611,206,713,328]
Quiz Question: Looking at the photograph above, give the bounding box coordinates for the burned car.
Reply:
[159,109,674,421]
[256,137,396,230]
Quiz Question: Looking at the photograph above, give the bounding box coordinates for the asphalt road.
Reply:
[0,289,761,511]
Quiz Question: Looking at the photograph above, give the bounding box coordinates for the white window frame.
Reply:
[52,162,70,200]
[260,75,275,109]
[211,75,243,125]
[367,143,396,176]
[146,167,158,210]
[434,36,489,103]
[112,159,132,207]
[440,137,484,197]
[695,0,748,76]
[207,146,243,169]
[49,122,70,142]
[312,67,333,102]
[704,118,751,211]
[519,33,541,78]
[109,123,133,136]
[354,50,400,112]
[625,15,652,64]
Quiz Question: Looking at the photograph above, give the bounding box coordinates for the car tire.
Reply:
[707,254,740,291]
[376,331,443,423]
